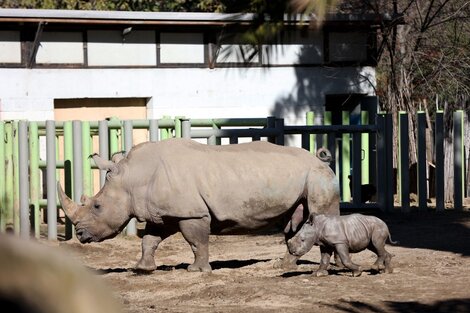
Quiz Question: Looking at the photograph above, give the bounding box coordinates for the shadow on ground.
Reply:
[94,258,273,275]
[378,210,470,257]
[326,298,470,313]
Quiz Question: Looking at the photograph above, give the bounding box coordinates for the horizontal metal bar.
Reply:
[35,119,176,130]
[39,159,100,169]
[190,118,267,127]
[340,202,380,210]
[284,125,378,134]
[191,128,279,138]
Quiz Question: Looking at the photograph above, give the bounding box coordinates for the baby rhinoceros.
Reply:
[288,213,397,277]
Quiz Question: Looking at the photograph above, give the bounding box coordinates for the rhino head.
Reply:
[57,153,132,243]
[287,213,321,256]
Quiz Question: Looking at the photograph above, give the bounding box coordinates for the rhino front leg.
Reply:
[136,222,176,272]
[179,216,212,273]
[335,243,362,277]
[313,245,333,277]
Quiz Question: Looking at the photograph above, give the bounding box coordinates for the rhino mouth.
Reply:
[76,228,95,243]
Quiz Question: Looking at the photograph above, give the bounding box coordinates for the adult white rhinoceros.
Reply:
[58,138,339,272]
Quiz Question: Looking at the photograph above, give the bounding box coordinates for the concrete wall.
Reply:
[0,66,375,125]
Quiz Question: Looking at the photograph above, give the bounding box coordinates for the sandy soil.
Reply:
[57,210,470,313]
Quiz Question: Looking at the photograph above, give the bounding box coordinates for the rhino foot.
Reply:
[371,263,384,272]
[187,263,212,273]
[135,259,157,272]
[352,267,363,277]
[312,269,329,277]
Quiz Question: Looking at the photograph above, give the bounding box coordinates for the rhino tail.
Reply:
[387,233,399,245]
[316,147,333,163]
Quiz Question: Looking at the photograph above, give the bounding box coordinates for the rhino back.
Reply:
[126,139,333,231]
[340,214,382,252]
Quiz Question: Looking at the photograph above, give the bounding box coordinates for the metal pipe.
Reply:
[82,122,92,196]
[29,122,40,238]
[341,111,351,203]
[435,111,444,211]
[72,121,83,203]
[149,119,159,141]
[123,120,136,236]
[4,123,14,231]
[12,121,20,234]
[399,112,410,213]
[0,122,6,232]
[284,124,378,134]
[46,120,57,240]
[63,121,74,240]
[18,121,30,239]
[417,112,427,211]
[181,119,191,139]
[190,128,279,138]
[98,120,109,187]
[453,110,464,210]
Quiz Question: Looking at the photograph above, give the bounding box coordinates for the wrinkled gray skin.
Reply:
[58,138,340,273]
[288,213,396,277]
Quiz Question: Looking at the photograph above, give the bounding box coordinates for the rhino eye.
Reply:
[93,203,101,210]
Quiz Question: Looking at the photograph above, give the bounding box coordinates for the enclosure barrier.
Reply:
[0,111,467,240]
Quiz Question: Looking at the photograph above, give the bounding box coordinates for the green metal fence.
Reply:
[0,111,467,240]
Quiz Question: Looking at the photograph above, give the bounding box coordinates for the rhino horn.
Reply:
[57,182,79,224]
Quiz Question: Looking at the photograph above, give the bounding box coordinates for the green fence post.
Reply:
[453,110,464,210]
[174,117,183,139]
[417,111,427,211]
[109,117,120,157]
[324,111,336,173]
[82,122,92,197]
[63,121,74,239]
[4,122,14,231]
[29,122,40,238]
[306,112,315,153]
[12,121,20,234]
[160,116,170,140]
[361,110,370,184]
[342,111,351,202]
[210,120,221,145]
[399,112,410,213]
[0,122,5,232]
[435,111,445,211]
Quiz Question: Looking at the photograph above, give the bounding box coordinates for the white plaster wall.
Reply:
[0,66,375,125]
[0,31,21,63]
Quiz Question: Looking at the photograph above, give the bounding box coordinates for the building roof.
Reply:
[0,8,395,26]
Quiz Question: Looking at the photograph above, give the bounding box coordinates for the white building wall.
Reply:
[0,66,375,124]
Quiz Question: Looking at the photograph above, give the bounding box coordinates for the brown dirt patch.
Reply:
[57,211,470,313]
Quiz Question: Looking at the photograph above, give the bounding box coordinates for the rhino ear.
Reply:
[111,151,126,163]
[90,154,118,172]
[307,213,316,225]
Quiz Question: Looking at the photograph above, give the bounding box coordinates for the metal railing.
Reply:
[0,110,467,240]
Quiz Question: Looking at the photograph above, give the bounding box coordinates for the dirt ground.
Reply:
[57,210,470,313]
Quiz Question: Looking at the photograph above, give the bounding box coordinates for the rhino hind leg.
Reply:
[136,222,177,272]
[369,231,393,274]
[179,216,212,273]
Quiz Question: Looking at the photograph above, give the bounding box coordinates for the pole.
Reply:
[46,121,57,240]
